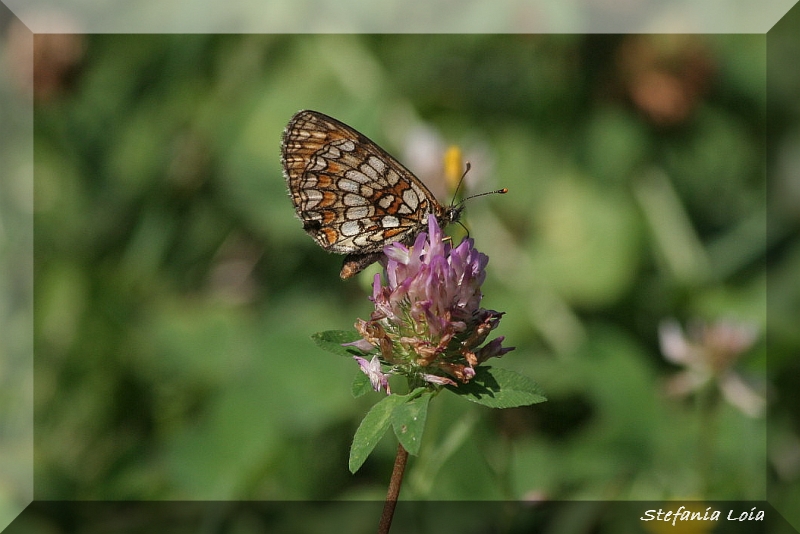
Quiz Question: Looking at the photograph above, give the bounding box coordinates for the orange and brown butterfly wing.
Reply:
[281,110,445,277]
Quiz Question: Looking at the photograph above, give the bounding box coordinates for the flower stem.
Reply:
[697,381,720,496]
[377,443,409,534]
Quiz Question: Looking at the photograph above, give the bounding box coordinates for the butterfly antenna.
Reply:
[448,161,508,238]
[449,161,472,208]
[459,187,509,204]
[449,161,509,205]
[447,158,509,210]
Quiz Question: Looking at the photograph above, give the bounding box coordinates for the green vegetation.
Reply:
[15,31,799,530]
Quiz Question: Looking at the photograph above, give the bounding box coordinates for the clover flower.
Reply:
[349,215,513,392]
[658,318,764,417]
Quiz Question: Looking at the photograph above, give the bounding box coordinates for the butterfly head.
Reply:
[443,203,465,225]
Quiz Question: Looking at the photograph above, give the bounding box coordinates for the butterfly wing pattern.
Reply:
[281,110,460,279]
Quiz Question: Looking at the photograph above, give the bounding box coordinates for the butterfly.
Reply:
[281,110,503,279]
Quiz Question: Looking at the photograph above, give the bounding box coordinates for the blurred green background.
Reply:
[9,25,799,528]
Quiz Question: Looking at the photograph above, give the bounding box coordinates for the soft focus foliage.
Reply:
[12,28,799,530]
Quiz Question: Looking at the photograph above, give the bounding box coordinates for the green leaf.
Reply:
[311,330,367,358]
[351,371,373,398]
[391,391,432,455]
[349,394,408,474]
[447,366,547,408]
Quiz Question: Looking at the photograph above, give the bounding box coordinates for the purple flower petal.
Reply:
[422,374,457,387]
[349,214,512,386]
[342,339,376,353]
[354,355,391,394]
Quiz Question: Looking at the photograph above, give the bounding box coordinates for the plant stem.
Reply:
[697,381,720,496]
[377,443,409,534]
